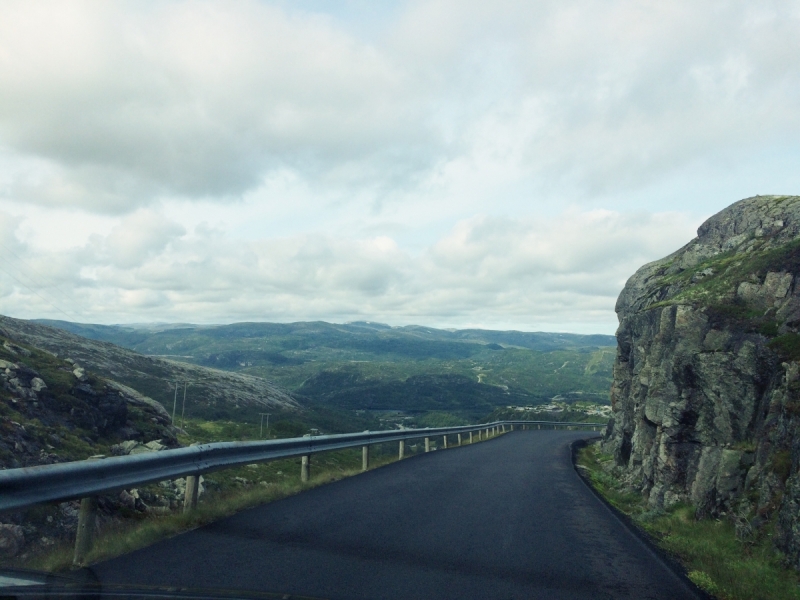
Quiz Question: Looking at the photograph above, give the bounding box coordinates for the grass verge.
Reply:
[576,441,800,600]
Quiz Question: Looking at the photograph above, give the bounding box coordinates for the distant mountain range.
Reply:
[29,318,616,418]
[34,319,616,354]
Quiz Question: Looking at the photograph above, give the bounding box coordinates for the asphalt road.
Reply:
[91,430,701,600]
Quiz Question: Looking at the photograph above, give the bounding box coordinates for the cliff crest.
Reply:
[604,195,800,568]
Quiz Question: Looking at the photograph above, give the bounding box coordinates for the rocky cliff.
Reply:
[603,195,800,568]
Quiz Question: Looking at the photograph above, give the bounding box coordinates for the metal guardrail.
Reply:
[0,419,604,565]
[0,420,603,515]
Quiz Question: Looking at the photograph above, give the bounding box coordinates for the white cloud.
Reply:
[95,210,185,268]
[0,207,698,332]
[1,1,798,331]
[0,0,798,213]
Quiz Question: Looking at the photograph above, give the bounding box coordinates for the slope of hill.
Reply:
[0,316,299,422]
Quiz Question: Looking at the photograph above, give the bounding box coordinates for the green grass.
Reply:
[769,334,800,361]
[647,236,800,319]
[577,442,800,600]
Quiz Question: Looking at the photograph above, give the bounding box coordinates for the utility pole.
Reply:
[180,382,188,429]
[260,413,271,438]
[171,381,178,424]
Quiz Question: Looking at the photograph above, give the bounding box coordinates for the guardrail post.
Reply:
[362,445,370,471]
[399,440,405,459]
[469,431,474,443]
[442,435,448,449]
[301,455,310,482]
[425,437,431,452]
[72,495,97,567]
[538,424,541,430]
[457,433,462,446]
[183,475,200,512]
[510,424,514,431]
[182,442,202,513]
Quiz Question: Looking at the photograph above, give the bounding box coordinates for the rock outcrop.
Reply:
[603,195,800,568]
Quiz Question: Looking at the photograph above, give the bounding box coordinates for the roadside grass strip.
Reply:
[576,441,800,600]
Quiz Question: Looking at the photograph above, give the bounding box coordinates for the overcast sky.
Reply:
[1,0,799,334]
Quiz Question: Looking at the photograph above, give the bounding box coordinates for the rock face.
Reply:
[603,195,800,568]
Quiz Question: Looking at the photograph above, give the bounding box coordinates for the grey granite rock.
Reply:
[603,195,800,567]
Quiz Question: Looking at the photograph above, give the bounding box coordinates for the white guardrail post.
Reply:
[399,440,405,459]
[72,496,97,567]
[183,475,200,512]
[362,445,370,471]
[183,442,201,513]
[72,454,105,567]
[424,437,431,452]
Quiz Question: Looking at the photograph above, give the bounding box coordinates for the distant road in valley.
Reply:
[91,431,701,600]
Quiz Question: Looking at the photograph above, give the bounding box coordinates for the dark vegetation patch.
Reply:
[770,450,793,484]
[199,350,303,368]
[704,300,781,338]
[769,334,800,361]
[297,369,535,414]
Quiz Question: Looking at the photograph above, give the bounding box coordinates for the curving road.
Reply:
[91,430,701,600]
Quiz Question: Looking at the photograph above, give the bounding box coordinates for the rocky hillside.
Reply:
[0,333,190,561]
[603,195,800,569]
[0,315,299,419]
